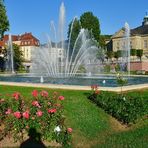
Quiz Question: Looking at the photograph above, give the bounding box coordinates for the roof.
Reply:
[131,25,148,35]
[1,33,40,47]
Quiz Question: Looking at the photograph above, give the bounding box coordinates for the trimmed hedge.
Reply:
[88,91,148,124]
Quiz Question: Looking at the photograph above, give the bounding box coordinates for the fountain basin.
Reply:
[0,74,148,87]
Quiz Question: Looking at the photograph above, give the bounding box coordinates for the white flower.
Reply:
[123,97,126,101]
[54,126,61,133]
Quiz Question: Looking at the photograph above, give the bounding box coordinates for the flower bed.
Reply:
[88,85,148,124]
[0,90,72,147]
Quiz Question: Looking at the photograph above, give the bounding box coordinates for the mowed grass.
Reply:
[0,85,148,148]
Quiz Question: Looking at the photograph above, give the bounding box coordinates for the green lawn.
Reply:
[0,85,148,148]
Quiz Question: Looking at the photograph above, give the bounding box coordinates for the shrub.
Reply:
[0,90,72,146]
[88,86,147,124]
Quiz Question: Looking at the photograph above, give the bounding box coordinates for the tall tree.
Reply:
[136,49,143,61]
[0,0,9,39]
[80,12,100,42]
[13,44,23,71]
[67,18,81,50]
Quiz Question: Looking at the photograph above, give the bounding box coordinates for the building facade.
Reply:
[111,14,148,59]
[0,32,40,70]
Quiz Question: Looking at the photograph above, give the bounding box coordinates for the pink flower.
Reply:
[5,108,12,114]
[0,99,5,103]
[26,125,29,129]
[22,111,30,119]
[32,101,40,107]
[58,96,64,101]
[12,92,20,100]
[91,85,98,90]
[32,90,38,97]
[36,110,43,117]
[67,128,73,133]
[13,111,21,119]
[48,108,57,113]
[54,104,61,107]
[40,90,48,97]
[48,102,51,105]
[95,90,100,94]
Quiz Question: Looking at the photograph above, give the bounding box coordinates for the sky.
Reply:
[5,0,148,43]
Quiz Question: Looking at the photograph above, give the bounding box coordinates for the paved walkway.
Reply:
[0,81,148,92]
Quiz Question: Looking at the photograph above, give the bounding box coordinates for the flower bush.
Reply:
[89,85,148,124]
[0,90,72,147]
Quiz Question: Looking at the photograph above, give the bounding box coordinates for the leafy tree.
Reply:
[13,44,23,71]
[136,49,143,61]
[80,12,100,42]
[0,0,9,39]
[106,51,114,61]
[0,47,7,71]
[114,50,122,60]
[67,18,81,50]
[130,49,137,60]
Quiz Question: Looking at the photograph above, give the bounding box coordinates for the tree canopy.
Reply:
[80,12,100,41]
[67,18,81,50]
[67,11,101,50]
[0,0,9,39]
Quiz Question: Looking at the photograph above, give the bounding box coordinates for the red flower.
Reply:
[36,110,43,117]
[67,128,73,133]
[32,90,38,97]
[22,111,30,119]
[12,92,20,100]
[95,90,100,94]
[14,111,21,119]
[54,104,61,107]
[58,96,64,101]
[48,108,57,113]
[5,108,12,114]
[91,85,98,90]
[40,90,48,97]
[32,101,40,107]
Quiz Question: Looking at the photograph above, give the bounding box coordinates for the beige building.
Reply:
[111,14,148,60]
[0,33,40,69]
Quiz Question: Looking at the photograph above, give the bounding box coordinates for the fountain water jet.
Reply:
[5,34,15,74]
[30,2,100,78]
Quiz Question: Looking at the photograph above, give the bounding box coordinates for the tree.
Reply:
[0,47,7,71]
[136,49,143,61]
[114,50,121,61]
[106,51,114,62]
[13,44,23,71]
[67,18,81,50]
[0,0,9,39]
[80,12,100,42]
[130,49,137,60]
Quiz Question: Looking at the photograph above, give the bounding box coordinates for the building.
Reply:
[112,14,148,57]
[0,32,40,70]
[108,13,148,72]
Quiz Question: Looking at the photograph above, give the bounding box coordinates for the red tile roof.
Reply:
[1,32,40,47]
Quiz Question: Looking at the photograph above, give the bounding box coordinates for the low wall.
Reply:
[130,61,148,72]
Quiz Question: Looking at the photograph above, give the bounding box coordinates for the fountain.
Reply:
[5,34,15,74]
[118,22,130,76]
[0,3,147,88]
[30,2,100,78]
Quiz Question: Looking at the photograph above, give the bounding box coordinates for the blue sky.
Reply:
[5,0,148,43]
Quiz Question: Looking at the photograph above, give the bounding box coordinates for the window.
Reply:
[117,42,119,50]
[144,40,147,48]
[130,41,132,49]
